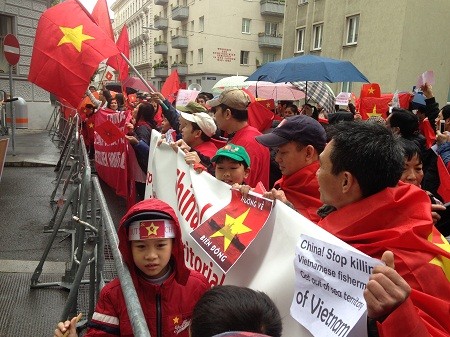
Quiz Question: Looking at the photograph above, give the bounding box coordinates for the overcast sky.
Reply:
[79,0,115,17]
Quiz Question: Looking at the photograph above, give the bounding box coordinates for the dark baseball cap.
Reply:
[256,115,326,152]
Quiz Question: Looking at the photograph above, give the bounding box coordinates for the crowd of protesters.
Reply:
[55,80,450,337]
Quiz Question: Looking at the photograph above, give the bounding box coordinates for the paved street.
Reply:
[0,129,126,336]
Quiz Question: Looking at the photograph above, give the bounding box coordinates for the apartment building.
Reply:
[111,0,286,92]
[281,0,450,103]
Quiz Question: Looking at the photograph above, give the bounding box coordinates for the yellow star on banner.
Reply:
[368,87,375,94]
[210,208,251,252]
[266,103,271,108]
[173,316,179,324]
[88,123,94,128]
[58,25,94,52]
[367,105,381,118]
[146,223,159,236]
[428,233,450,282]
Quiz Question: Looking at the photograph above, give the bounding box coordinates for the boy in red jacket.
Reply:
[54,198,209,337]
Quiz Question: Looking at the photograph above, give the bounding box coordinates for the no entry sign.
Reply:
[3,34,20,66]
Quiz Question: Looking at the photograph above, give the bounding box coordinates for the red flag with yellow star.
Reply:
[28,0,120,108]
[319,183,450,336]
[190,190,273,273]
[360,83,381,99]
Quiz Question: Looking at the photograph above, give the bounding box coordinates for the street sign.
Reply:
[3,34,20,66]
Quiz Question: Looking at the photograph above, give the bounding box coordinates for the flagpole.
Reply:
[97,67,108,90]
[119,52,168,110]
[120,53,155,94]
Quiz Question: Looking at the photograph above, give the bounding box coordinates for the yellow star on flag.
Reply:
[367,105,381,118]
[146,223,159,236]
[428,233,450,282]
[266,103,271,108]
[368,87,375,94]
[88,123,94,128]
[58,25,94,52]
[173,316,180,324]
[210,208,251,252]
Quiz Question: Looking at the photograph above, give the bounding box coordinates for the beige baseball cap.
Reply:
[179,112,217,137]
[207,88,251,111]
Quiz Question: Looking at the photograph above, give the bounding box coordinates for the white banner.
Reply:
[175,89,201,107]
[145,130,374,337]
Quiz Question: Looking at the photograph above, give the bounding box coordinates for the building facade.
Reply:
[111,0,285,93]
[281,0,450,103]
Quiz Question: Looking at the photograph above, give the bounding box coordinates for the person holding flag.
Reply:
[317,121,450,337]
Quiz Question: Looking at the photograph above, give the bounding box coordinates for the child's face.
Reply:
[215,157,249,185]
[131,238,173,278]
[400,154,423,187]
[161,117,171,133]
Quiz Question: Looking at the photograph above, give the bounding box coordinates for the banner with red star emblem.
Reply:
[94,108,129,198]
[190,190,273,273]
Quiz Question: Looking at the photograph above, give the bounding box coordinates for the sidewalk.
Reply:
[2,128,60,167]
[0,129,125,336]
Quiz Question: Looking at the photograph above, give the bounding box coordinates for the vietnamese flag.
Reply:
[437,156,450,203]
[247,101,275,132]
[359,96,391,120]
[91,0,114,41]
[95,119,125,144]
[360,83,381,99]
[190,190,273,273]
[28,0,120,108]
[161,70,180,102]
[319,183,450,336]
[106,24,129,82]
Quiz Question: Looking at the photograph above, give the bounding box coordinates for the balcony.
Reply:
[154,42,168,54]
[171,63,188,76]
[260,0,285,16]
[172,5,189,21]
[154,67,168,77]
[258,33,282,48]
[171,35,188,49]
[155,0,168,5]
[154,16,168,29]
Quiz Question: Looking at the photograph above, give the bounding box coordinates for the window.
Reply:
[199,16,204,32]
[265,22,278,36]
[242,18,251,34]
[190,50,194,64]
[0,15,15,74]
[198,48,203,63]
[240,51,249,65]
[298,0,308,4]
[295,28,305,53]
[263,53,276,64]
[346,15,359,45]
[312,23,323,50]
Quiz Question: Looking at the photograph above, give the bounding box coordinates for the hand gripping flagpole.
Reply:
[119,52,168,110]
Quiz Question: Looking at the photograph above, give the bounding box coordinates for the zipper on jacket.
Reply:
[156,292,162,337]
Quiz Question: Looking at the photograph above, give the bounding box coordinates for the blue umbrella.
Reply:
[246,55,369,83]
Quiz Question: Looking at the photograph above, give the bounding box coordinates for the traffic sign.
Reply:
[3,34,20,66]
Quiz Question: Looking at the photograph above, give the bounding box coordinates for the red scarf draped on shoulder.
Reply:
[274,161,322,223]
[319,183,450,337]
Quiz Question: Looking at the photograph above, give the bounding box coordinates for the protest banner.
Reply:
[291,235,381,337]
[145,130,379,336]
[175,89,201,107]
[94,109,129,198]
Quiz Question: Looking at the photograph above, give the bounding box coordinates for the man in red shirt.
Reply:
[207,88,270,189]
[255,115,326,223]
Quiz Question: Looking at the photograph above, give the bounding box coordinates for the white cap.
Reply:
[179,111,217,137]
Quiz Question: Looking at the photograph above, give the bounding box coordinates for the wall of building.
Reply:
[282,0,450,103]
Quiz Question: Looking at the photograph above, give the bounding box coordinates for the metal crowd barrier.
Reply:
[30,121,151,336]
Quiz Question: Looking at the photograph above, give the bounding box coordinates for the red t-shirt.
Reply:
[230,125,270,189]
[194,140,219,159]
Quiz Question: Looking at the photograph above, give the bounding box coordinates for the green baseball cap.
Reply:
[176,101,207,113]
[211,144,251,167]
